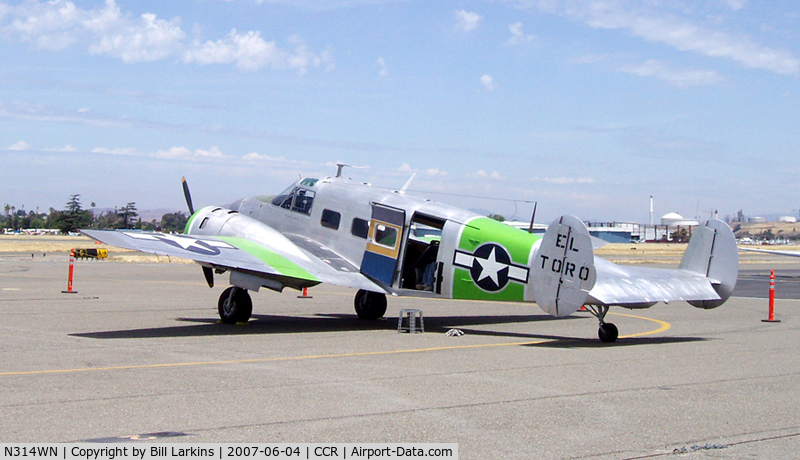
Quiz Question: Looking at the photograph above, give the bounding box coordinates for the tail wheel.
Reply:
[218,286,253,324]
[354,289,387,320]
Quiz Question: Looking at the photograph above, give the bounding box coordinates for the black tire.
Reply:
[218,286,253,324]
[354,289,387,320]
[598,322,619,343]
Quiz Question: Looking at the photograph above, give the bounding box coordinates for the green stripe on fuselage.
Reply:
[218,236,320,282]
[452,217,540,301]
[184,210,201,234]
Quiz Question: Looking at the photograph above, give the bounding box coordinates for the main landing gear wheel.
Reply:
[354,289,387,320]
[598,322,619,343]
[218,286,253,324]
[585,305,619,343]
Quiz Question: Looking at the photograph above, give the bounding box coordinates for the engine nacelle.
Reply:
[184,206,314,293]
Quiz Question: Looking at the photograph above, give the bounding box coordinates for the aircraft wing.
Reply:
[80,229,385,293]
[739,247,800,258]
[587,257,722,307]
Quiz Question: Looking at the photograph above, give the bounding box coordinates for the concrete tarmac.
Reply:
[1,254,799,459]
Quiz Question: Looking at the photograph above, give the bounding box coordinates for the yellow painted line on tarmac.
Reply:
[0,312,670,377]
[611,312,671,338]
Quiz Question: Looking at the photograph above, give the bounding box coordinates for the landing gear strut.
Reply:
[218,286,253,324]
[584,305,618,343]
[354,289,387,320]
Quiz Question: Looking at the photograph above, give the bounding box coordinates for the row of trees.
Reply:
[2,195,188,234]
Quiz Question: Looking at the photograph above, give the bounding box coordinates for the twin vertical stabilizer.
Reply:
[530,215,596,317]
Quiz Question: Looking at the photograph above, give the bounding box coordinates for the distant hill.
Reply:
[732,221,800,240]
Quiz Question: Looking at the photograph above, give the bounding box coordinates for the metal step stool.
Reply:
[397,309,424,333]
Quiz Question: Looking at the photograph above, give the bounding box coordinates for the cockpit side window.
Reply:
[271,185,314,215]
[291,189,315,215]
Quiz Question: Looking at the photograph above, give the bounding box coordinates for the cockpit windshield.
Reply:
[272,185,295,209]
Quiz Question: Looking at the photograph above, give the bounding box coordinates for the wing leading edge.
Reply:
[81,229,385,293]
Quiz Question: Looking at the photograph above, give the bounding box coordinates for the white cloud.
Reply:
[531,176,595,185]
[8,140,30,151]
[184,29,279,70]
[621,60,723,87]
[154,146,228,159]
[3,0,83,50]
[87,10,186,63]
[43,144,78,152]
[1,0,183,60]
[194,146,226,158]
[471,170,503,179]
[425,168,447,176]
[0,0,333,73]
[184,30,332,73]
[91,145,229,160]
[455,10,482,32]
[243,152,290,161]
[480,74,496,91]
[92,146,137,156]
[507,22,534,45]
[153,146,192,158]
[521,0,799,75]
[395,163,447,176]
[376,56,389,77]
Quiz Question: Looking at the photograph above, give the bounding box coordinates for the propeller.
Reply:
[182,176,195,215]
[202,266,214,288]
[182,176,213,288]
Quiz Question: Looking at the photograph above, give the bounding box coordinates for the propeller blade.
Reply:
[183,177,213,287]
[182,176,195,215]
[202,266,214,288]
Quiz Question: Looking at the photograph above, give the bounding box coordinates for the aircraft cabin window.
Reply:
[351,218,369,239]
[374,224,398,248]
[321,209,341,230]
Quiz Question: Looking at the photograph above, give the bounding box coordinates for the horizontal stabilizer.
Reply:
[587,219,738,309]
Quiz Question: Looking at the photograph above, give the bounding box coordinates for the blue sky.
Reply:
[1,0,798,224]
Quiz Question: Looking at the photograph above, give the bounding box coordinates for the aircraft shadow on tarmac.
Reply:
[70,313,560,339]
[523,335,709,349]
[69,312,708,347]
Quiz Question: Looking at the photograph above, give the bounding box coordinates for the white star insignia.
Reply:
[476,247,506,286]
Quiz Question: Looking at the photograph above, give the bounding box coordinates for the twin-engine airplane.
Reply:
[83,166,739,342]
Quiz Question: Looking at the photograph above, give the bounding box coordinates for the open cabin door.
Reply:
[360,203,406,286]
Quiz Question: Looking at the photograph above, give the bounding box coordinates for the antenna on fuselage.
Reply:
[527,202,538,233]
[335,162,368,179]
[398,173,416,195]
[336,163,350,178]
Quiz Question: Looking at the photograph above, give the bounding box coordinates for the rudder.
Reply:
[531,215,597,317]
[679,219,739,309]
